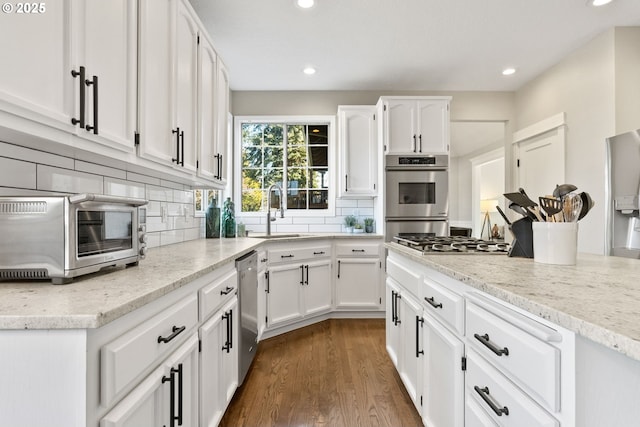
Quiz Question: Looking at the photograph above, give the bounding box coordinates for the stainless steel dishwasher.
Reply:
[235,250,258,385]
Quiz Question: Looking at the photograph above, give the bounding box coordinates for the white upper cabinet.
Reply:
[77,0,137,152]
[378,96,451,155]
[215,60,230,185]
[0,0,137,153]
[338,105,378,197]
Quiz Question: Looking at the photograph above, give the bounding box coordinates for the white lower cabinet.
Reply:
[422,313,464,427]
[385,278,402,368]
[398,290,423,413]
[335,258,381,309]
[200,297,238,427]
[101,334,199,427]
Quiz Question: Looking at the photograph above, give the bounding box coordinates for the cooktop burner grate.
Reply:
[393,234,510,254]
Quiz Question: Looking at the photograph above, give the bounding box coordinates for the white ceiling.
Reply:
[189,0,640,92]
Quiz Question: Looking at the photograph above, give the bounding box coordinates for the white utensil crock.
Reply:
[532,222,579,265]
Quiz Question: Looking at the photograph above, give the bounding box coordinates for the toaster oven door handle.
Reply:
[69,193,148,206]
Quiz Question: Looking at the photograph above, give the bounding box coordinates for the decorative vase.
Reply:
[222,197,236,238]
[205,198,220,238]
[365,225,374,233]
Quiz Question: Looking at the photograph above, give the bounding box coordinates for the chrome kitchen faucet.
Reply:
[266,183,284,235]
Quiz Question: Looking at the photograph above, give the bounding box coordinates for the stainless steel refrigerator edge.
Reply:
[236,251,258,384]
[605,129,640,258]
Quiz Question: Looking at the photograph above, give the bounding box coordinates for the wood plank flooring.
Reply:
[220,318,423,427]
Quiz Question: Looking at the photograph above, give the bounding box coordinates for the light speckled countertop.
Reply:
[0,233,381,330]
[386,243,640,361]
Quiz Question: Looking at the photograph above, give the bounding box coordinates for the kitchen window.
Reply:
[234,116,335,214]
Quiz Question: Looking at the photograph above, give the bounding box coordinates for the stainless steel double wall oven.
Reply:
[385,154,449,240]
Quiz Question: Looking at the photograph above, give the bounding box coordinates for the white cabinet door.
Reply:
[385,99,417,154]
[399,291,423,413]
[338,106,377,197]
[197,35,219,181]
[266,264,304,328]
[416,99,449,154]
[215,60,230,185]
[422,313,464,427]
[335,258,381,310]
[303,260,332,317]
[199,297,238,427]
[78,0,137,152]
[137,0,175,166]
[101,335,199,427]
[386,278,402,368]
[0,1,75,134]
[164,335,199,427]
[174,0,198,173]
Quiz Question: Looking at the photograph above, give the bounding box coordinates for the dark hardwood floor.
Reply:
[220,318,423,427]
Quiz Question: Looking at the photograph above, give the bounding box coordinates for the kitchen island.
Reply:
[386,242,640,427]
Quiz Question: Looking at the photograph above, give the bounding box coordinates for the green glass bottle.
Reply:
[205,197,220,238]
[222,197,236,238]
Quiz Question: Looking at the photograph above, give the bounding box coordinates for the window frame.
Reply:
[233,115,336,217]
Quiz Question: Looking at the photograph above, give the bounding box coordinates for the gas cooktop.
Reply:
[393,234,510,254]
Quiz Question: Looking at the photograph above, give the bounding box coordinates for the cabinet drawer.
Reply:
[466,301,560,412]
[386,256,421,297]
[421,276,464,335]
[199,269,238,321]
[101,293,198,406]
[466,349,558,427]
[335,242,380,257]
[268,245,330,263]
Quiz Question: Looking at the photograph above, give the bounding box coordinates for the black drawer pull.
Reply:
[220,286,234,295]
[424,296,443,309]
[313,251,325,255]
[84,75,98,134]
[474,386,509,417]
[351,249,366,252]
[157,325,186,344]
[281,254,294,258]
[70,66,86,128]
[474,333,509,356]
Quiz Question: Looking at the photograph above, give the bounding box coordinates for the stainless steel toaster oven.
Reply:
[0,193,147,284]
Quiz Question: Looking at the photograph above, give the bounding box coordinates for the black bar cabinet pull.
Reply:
[281,254,294,259]
[474,386,509,416]
[474,333,509,356]
[180,130,185,166]
[424,296,443,309]
[174,364,183,426]
[394,293,402,325]
[265,271,270,293]
[305,265,309,285]
[218,153,223,178]
[313,251,325,255]
[172,127,180,164]
[345,174,348,192]
[416,316,424,358]
[157,325,186,344]
[229,309,233,349]
[213,153,221,179]
[162,369,176,427]
[300,264,304,285]
[71,66,86,128]
[84,75,98,134]
[222,312,230,352]
[337,260,341,278]
[412,134,417,152]
[220,286,234,295]
[419,134,422,152]
[351,249,365,253]
[391,290,397,323]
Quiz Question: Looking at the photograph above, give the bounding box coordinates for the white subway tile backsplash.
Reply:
[159,179,185,191]
[37,164,103,194]
[160,229,184,246]
[293,216,325,224]
[357,199,375,208]
[0,141,73,169]
[75,160,127,180]
[309,224,342,233]
[184,227,200,241]
[274,224,310,233]
[145,233,161,249]
[0,157,36,189]
[146,216,171,233]
[126,171,161,186]
[173,189,193,204]
[336,199,358,208]
[104,177,146,199]
[146,185,172,202]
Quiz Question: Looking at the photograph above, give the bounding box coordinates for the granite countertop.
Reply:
[0,233,382,330]
[386,243,640,361]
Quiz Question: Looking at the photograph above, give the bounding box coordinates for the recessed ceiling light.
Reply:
[303,66,316,75]
[502,68,516,76]
[591,0,613,6]
[297,0,314,8]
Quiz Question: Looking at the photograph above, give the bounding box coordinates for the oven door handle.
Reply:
[385,217,449,221]
[69,193,148,206]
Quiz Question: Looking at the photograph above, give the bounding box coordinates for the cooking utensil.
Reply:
[552,184,578,199]
[504,192,541,221]
[563,193,583,222]
[539,196,563,222]
[577,192,595,221]
[496,205,511,225]
[508,201,530,219]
